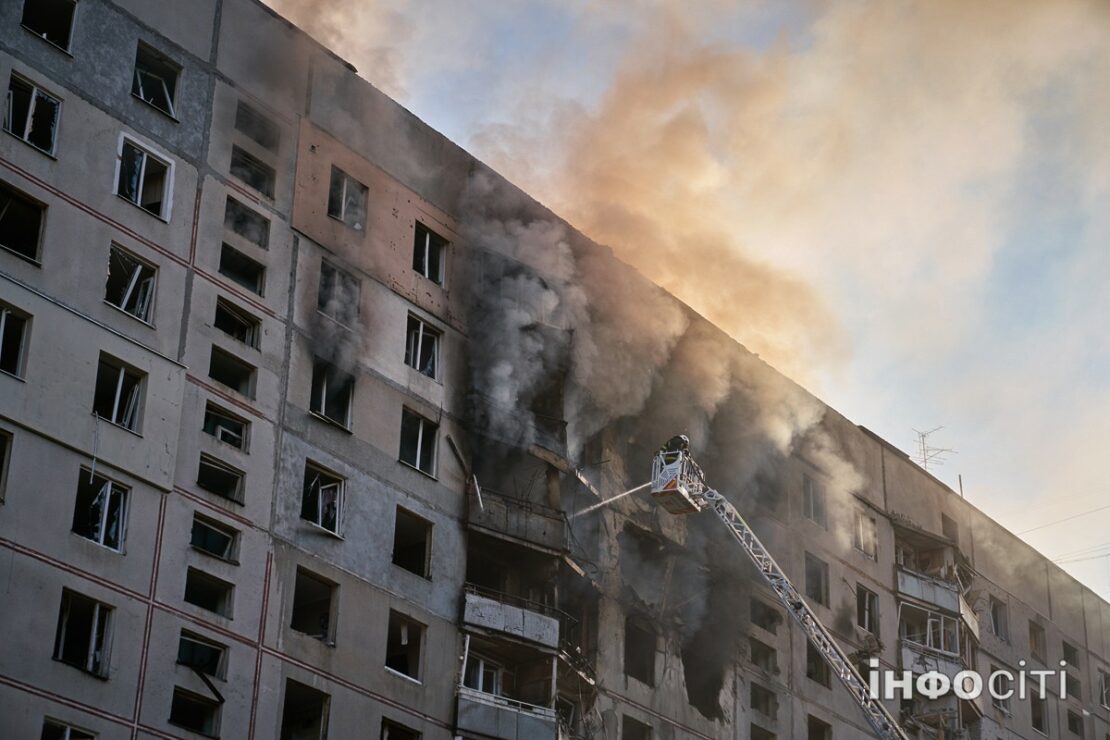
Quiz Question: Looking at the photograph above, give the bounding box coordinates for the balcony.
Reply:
[464,585,561,649]
[457,685,557,740]
[466,487,567,553]
[458,632,558,740]
[897,567,961,613]
[900,642,964,681]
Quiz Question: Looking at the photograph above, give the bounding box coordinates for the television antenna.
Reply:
[912,427,956,471]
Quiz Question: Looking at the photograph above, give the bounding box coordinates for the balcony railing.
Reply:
[457,685,557,740]
[466,487,568,552]
[897,567,961,613]
[463,585,564,649]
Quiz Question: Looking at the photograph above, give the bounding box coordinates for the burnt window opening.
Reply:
[381,718,420,740]
[234,101,280,152]
[218,244,265,295]
[1067,709,1084,735]
[852,510,878,559]
[748,637,777,673]
[0,182,45,261]
[21,0,77,51]
[183,567,233,617]
[279,679,329,740]
[116,139,171,219]
[92,354,144,431]
[223,196,269,248]
[0,304,29,376]
[202,402,248,450]
[214,298,260,348]
[168,687,220,737]
[41,718,96,740]
[1063,640,1080,666]
[404,315,440,379]
[750,682,777,719]
[412,222,446,284]
[989,596,1009,641]
[132,44,179,117]
[190,514,239,562]
[1031,693,1047,732]
[309,360,353,429]
[177,630,227,679]
[196,454,244,503]
[327,166,367,230]
[290,566,336,642]
[5,74,60,154]
[71,470,128,552]
[750,724,775,740]
[621,715,651,740]
[807,715,832,740]
[750,599,782,634]
[53,589,112,676]
[317,260,360,324]
[802,473,826,527]
[623,615,655,686]
[804,552,829,606]
[806,642,830,688]
[104,245,156,322]
[208,346,255,398]
[399,409,436,476]
[392,507,431,579]
[856,584,879,636]
[301,463,342,535]
[385,610,423,680]
[230,146,274,198]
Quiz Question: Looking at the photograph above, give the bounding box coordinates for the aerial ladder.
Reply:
[650,437,910,740]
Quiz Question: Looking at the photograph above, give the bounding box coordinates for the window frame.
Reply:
[0,428,11,502]
[71,469,129,553]
[20,0,78,53]
[196,453,245,503]
[404,314,441,380]
[213,297,260,348]
[41,718,96,740]
[4,72,62,155]
[412,221,447,285]
[177,629,228,679]
[399,408,438,477]
[856,583,879,636]
[131,42,180,119]
[202,402,249,451]
[53,589,112,677]
[309,359,354,430]
[317,259,360,325]
[301,462,344,537]
[326,166,368,230]
[114,133,174,221]
[229,145,275,199]
[104,244,157,324]
[168,685,222,737]
[190,513,240,563]
[0,302,30,378]
[804,551,829,606]
[92,354,144,432]
[0,181,46,262]
[852,509,878,559]
[802,473,826,528]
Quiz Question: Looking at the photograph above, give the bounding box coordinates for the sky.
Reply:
[264,0,1110,600]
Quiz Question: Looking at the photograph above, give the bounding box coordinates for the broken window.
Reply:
[132,44,179,118]
[989,596,1009,641]
[621,716,651,740]
[1031,693,1047,732]
[301,463,343,535]
[991,664,1011,712]
[317,260,359,324]
[71,470,127,552]
[804,552,829,606]
[326,166,367,230]
[385,610,423,680]
[190,513,238,561]
[104,245,156,322]
[92,354,143,431]
[852,510,878,559]
[462,653,502,695]
[0,303,29,376]
[806,642,830,687]
[41,718,95,740]
[208,346,255,397]
[202,402,248,450]
[1068,710,1083,735]
[279,680,329,740]
[116,138,171,219]
[807,715,832,740]
[750,682,777,718]
[183,567,233,617]
[230,146,274,198]
[21,0,77,51]
[856,584,879,636]
[196,454,244,503]
[392,507,431,578]
[290,566,337,642]
[169,687,220,737]
[751,599,782,634]
[404,315,440,379]
[53,589,111,676]
[412,222,446,284]
[750,725,775,740]
[1100,669,1110,709]
[224,196,269,248]
[0,182,45,261]
[309,360,353,428]
[177,630,227,678]
[749,636,776,673]
[234,101,280,152]
[802,473,826,527]
[380,718,420,740]
[218,244,265,295]
[213,297,260,348]
[624,615,655,685]
[399,409,436,476]
[5,74,60,154]
[899,604,959,654]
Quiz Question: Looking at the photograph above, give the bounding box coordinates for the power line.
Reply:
[1016,502,1110,535]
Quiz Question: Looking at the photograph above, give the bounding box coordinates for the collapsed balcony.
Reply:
[457,633,558,740]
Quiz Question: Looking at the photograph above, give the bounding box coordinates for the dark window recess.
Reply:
[381,719,420,740]
[1068,710,1083,735]
[624,615,655,685]
[196,454,244,503]
[751,599,782,634]
[214,298,260,347]
[310,360,353,428]
[0,430,11,501]
[621,716,652,740]
[0,182,45,260]
[1032,695,1047,731]
[857,584,879,635]
[751,683,777,718]
[802,473,826,527]
[806,642,831,687]
[326,166,367,230]
[41,719,96,740]
[92,355,143,431]
[202,403,248,449]
[21,0,77,50]
[132,44,179,117]
[941,512,959,542]
[750,725,775,740]
[317,261,360,324]
[218,244,265,295]
[1029,621,1046,662]
[183,567,233,617]
[290,567,336,641]
[169,687,220,737]
[1063,641,1080,666]
[385,610,423,679]
[399,409,436,475]
[230,145,275,198]
[0,305,28,376]
[104,245,155,321]
[412,222,446,284]
[392,507,431,578]
[301,464,342,534]
[53,590,111,675]
[279,680,329,740]
[191,514,238,561]
[404,315,439,378]
[71,471,128,551]
[224,196,270,248]
[234,101,280,152]
[208,346,255,397]
[5,75,60,154]
[807,715,832,740]
[749,637,776,673]
[116,141,170,218]
[177,631,226,678]
[805,552,829,606]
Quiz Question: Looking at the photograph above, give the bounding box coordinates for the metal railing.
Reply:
[464,583,574,624]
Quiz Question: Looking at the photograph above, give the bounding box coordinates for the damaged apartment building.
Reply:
[1,1,1109,739]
